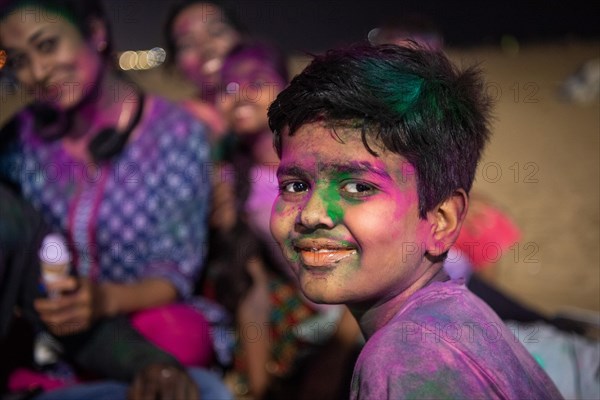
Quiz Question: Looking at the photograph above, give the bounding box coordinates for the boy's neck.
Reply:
[351,263,448,340]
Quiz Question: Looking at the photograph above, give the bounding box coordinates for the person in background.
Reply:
[0,177,226,400]
[1,177,47,396]
[164,0,246,144]
[0,0,231,398]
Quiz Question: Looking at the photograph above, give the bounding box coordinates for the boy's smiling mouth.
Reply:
[293,239,358,267]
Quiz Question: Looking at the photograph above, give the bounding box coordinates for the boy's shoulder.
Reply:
[356,280,503,363]
[351,280,563,400]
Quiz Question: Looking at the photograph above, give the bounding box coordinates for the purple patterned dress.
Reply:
[3,96,210,299]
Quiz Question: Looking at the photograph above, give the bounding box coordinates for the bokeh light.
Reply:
[148,47,167,68]
[118,47,166,71]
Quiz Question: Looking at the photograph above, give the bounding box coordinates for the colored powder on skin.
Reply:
[320,170,353,221]
[284,238,299,262]
[323,182,344,221]
[273,200,285,214]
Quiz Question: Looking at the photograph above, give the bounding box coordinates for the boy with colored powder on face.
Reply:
[268,43,564,399]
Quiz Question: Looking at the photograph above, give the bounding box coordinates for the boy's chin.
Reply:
[302,291,336,305]
[293,265,352,304]
[299,281,346,305]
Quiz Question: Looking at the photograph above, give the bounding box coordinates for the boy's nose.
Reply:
[297,191,337,230]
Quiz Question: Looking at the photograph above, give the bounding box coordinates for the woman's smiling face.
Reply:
[220,57,286,135]
[171,3,240,90]
[270,122,434,308]
[0,6,104,110]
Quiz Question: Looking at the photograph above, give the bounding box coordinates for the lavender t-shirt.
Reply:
[351,280,563,399]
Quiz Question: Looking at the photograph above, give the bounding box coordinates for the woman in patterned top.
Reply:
[0,0,231,398]
[164,0,247,146]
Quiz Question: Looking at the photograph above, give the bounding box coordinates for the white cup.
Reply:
[39,233,71,298]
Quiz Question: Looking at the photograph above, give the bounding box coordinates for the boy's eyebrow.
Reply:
[276,164,310,179]
[323,162,392,180]
[277,162,392,180]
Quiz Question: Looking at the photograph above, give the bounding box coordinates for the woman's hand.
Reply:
[34,276,177,336]
[33,277,102,336]
[128,364,199,400]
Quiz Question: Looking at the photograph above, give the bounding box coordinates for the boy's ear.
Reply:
[425,189,468,256]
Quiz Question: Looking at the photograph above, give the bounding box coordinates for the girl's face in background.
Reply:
[172,3,241,91]
[219,56,286,135]
[0,6,104,110]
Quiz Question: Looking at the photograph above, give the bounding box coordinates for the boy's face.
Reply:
[270,122,434,308]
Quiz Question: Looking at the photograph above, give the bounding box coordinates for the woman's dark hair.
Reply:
[0,0,113,60]
[163,0,247,67]
[268,43,493,218]
[204,149,274,315]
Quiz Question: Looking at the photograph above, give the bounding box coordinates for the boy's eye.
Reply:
[282,181,308,193]
[37,37,58,54]
[342,182,374,194]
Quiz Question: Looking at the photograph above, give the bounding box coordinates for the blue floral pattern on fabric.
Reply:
[12,97,211,299]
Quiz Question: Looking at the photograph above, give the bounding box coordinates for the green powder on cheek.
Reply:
[284,238,299,261]
[274,201,285,214]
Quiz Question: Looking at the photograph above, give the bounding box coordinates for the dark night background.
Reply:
[103,0,600,53]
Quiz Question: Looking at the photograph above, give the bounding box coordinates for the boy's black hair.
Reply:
[268,43,492,217]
